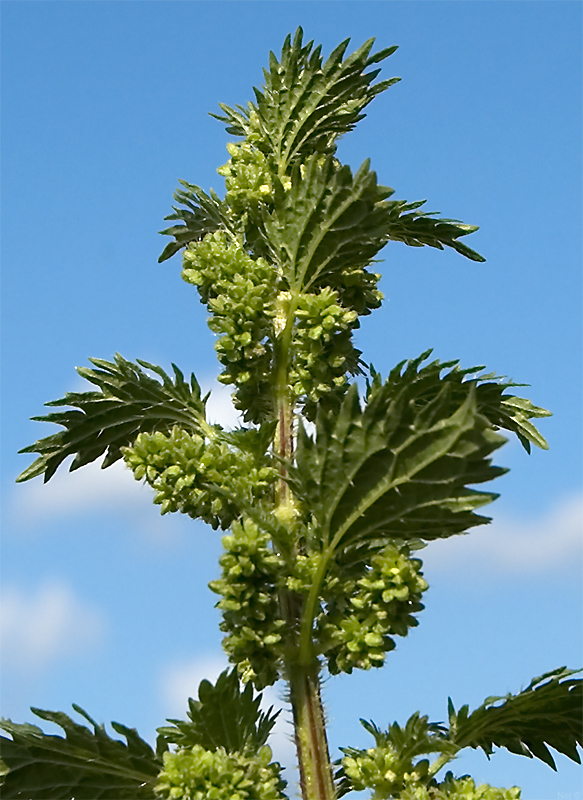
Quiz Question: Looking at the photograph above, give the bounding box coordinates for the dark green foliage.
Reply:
[365,352,550,452]
[448,667,583,769]
[0,706,163,800]
[382,200,486,262]
[337,669,582,797]
[17,355,208,483]
[160,27,484,272]
[288,353,550,561]
[263,157,388,308]
[158,181,226,263]
[157,668,280,754]
[211,27,399,169]
[289,363,505,558]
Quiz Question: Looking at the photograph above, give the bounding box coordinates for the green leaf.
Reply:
[17,355,209,483]
[367,353,550,453]
[382,203,486,262]
[288,353,550,561]
[158,182,227,262]
[448,667,583,769]
[156,668,279,755]
[264,156,392,296]
[211,27,399,170]
[0,705,163,799]
[263,157,486,312]
[289,355,510,559]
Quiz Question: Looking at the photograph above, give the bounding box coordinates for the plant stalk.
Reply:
[288,661,336,800]
[273,303,336,800]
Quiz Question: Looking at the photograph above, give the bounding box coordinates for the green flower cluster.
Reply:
[123,428,276,529]
[289,287,361,410]
[341,741,431,798]
[217,142,274,217]
[319,546,428,674]
[156,744,287,800]
[182,232,278,421]
[343,747,521,800]
[324,262,383,319]
[400,773,521,800]
[180,231,379,421]
[209,518,286,687]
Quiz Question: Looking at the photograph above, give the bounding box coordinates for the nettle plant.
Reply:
[2,29,581,800]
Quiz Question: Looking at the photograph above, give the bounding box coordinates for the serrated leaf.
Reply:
[289,357,510,558]
[263,157,486,302]
[156,668,279,754]
[158,181,228,262]
[381,204,486,262]
[264,156,392,293]
[0,706,163,799]
[211,27,399,170]
[17,355,208,483]
[288,353,550,561]
[448,667,582,769]
[336,667,581,794]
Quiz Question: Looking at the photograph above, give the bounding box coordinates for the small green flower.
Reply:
[218,142,275,216]
[123,428,276,530]
[318,546,428,675]
[399,772,521,800]
[341,742,428,798]
[209,518,286,687]
[156,744,287,800]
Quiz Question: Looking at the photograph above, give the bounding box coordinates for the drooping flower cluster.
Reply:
[123,428,276,529]
[318,546,428,674]
[181,229,375,421]
[209,518,286,687]
[182,232,277,421]
[156,744,287,800]
[288,287,361,413]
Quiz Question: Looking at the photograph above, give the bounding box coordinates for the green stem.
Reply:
[272,294,336,800]
[288,661,337,800]
[427,751,457,780]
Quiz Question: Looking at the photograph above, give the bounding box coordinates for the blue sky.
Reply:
[1,2,581,798]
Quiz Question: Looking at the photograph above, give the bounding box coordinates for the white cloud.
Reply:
[158,654,296,773]
[201,379,243,429]
[12,459,154,528]
[0,581,106,670]
[160,653,231,716]
[422,494,582,575]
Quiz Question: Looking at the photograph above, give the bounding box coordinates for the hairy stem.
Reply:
[272,298,335,800]
[288,661,336,800]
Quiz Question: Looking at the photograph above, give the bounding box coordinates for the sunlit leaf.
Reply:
[158,182,227,262]
[17,355,208,483]
[211,27,399,169]
[449,667,583,769]
[0,706,163,799]
[157,668,279,754]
